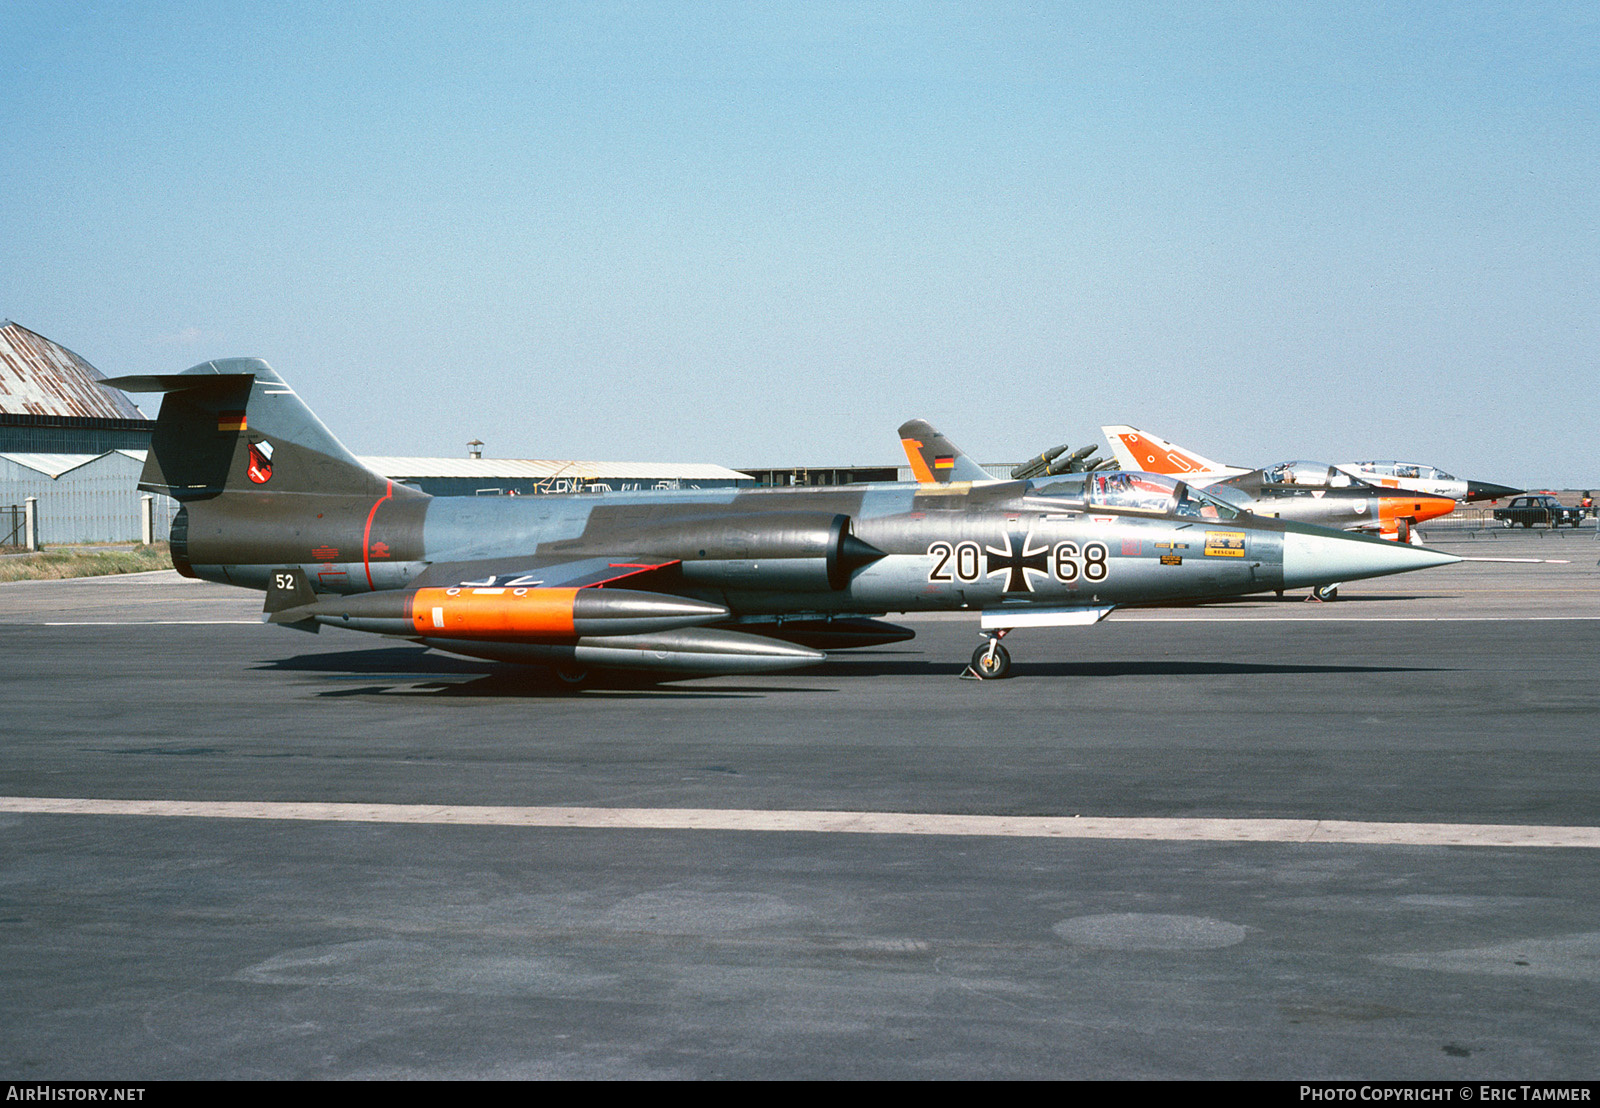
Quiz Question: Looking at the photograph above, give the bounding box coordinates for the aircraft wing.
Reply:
[411,555,682,590]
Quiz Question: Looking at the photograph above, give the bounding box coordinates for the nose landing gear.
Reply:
[961,629,1012,680]
[958,605,1114,680]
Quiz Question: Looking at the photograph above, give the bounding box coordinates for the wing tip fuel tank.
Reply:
[277,586,732,640]
[413,586,732,639]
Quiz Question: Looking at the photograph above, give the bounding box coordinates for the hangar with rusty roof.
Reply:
[0,321,154,454]
[0,322,176,545]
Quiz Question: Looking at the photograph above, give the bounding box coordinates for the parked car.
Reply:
[1492,494,1585,528]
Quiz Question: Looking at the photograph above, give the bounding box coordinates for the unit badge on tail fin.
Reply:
[247,440,274,484]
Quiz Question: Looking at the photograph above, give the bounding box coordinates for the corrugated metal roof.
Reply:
[361,456,752,481]
[0,321,147,420]
[0,452,104,478]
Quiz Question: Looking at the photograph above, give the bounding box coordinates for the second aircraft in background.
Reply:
[1332,460,1520,503]
[1101,426,1459,545]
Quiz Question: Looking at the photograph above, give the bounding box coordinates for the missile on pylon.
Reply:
[1011,444,1070,480]
[1045,444,1102,475]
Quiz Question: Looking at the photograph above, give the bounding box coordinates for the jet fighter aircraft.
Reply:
[1332,461,1519,503]
[104,361,1458,680]
[1102,426,1457,544]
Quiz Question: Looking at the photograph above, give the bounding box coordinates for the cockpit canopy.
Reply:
[1262,460,1365,488]
[1030,471,1242,519]
[1349,461,1458,481]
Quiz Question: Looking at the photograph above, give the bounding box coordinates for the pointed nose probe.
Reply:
[1465,480,1522,503]
[1280,529,1460,590]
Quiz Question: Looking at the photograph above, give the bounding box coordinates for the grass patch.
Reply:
[0,543,174,582]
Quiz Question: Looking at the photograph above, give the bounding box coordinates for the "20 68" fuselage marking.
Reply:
[927,539,1108,590]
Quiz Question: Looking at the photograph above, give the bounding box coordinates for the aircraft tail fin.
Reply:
[1101,425,1240,478]
[102,359,415,503]
[897,419,995,484]
[263,565,319,614]
[262,565,322,631]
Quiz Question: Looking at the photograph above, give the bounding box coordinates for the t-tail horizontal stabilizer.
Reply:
[102,359,409,502]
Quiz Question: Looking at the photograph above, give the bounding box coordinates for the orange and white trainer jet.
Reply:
[1333,461,1520,503]
[1102,426,1457,544]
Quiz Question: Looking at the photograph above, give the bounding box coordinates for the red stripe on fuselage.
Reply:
[363,482,394,590]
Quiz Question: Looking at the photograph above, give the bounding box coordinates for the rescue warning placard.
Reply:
[1204,531,1246,557]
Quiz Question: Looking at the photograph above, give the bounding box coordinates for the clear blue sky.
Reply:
[4,1,1595,487]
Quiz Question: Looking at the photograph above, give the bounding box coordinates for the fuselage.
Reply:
[1334,462,1520,503]
[174,472,1438,619]
[1212,466,1457,535]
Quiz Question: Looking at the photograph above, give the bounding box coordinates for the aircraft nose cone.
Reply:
[1465,480,1522,502]
[1281,528,1460,590]
[1414,495,1457,522]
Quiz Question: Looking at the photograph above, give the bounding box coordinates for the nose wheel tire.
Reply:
[969,642,1012,680]
[1310,584,1339,602]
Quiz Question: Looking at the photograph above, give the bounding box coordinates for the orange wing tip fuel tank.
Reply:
[275,586,732,641]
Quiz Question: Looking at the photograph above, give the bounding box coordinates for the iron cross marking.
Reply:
[985,528,1049,593]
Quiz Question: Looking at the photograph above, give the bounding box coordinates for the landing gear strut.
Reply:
[962,629,1013,680]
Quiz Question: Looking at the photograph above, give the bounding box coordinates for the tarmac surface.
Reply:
[1,523,1597,1079]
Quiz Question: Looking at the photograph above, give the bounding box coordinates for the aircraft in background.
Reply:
[103,362,1457,681]
[1102,426,1457,545]
[1333,461,1520,503]
[898,419,996,484]
[898,419,1118,485]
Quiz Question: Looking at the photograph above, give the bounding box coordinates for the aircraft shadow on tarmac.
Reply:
[258,644,1445,698]
[258,646,816,699]
[813,658,1447,679]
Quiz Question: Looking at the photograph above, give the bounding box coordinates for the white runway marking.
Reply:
[1455,557,1571,563]
[2,796,1595,849]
